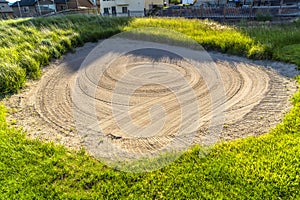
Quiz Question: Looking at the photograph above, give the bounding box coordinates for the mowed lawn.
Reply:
[0,15,300,199]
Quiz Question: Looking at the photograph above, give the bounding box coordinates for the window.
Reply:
[103,7,109,15]
[111,6,116,15]
[38,5,55,11]
[23,6,30,13]
[122,6,127,13]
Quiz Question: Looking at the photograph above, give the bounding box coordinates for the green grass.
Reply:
[1,15,300,199]
[278,44,300,67]
[0,15,131,94]
[242,21,300,65]
[1,16,300,94]
[124,18,300,64]
[124,18,259,57]
[1,77,300,199]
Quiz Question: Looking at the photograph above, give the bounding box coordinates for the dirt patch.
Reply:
[2,41,298,154]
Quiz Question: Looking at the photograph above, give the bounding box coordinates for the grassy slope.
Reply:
[1,16,300,94]
[0,15,300,199]
[0,15,131,94]
[125,18,300,63]
[243,21,300,66]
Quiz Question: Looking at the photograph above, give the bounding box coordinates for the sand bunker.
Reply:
[3,41,298,157]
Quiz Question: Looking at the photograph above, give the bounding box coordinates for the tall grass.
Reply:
[124,18,300,63]
[124,18,261,57]
[242,21,300,66]
[0,16,131,94]
[1,16,299,93]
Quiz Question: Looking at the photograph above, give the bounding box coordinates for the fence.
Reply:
[159,5,300,19]
[103,10,144,17]
[42,6,300,19]
[42,8,98,17]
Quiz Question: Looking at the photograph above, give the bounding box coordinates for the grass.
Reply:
[1,16,300,93]
[1,77,300,199]
[0,15,300,199]
[125,18,300,65]
[0,15,131,94]
[276,44,300,67]
[126,18,300,69]
[125,18,259,57]
[242,21,300,65]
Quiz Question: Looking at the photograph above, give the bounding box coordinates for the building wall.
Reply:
[37,0,56,15]
[0,1,13,19]
[78,0,94,7]
[55,3,68,11]
[12,0,56,17]
[12,5,37,17]
[144,0,164,9]
[0,12,14,19]
[100,0,144,16]
[0,2,13,12]
[56,0,94,11]
[55,0,94,12]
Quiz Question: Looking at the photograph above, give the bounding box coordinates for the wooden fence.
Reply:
[159,5,300,19]
[42,8,98,17]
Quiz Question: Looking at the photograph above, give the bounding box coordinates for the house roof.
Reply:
[0,0,13,12]
[54,0,69,4]
[11,0,36,7]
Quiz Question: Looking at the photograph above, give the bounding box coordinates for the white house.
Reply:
[100,0,144,16]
